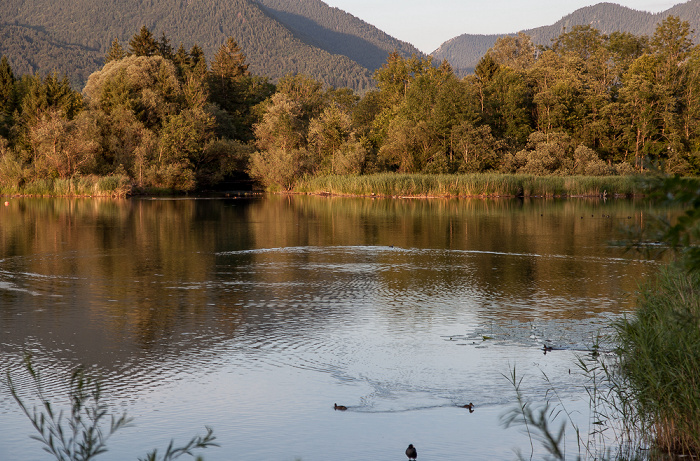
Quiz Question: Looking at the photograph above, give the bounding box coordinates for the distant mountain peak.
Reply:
[432,1,698,74]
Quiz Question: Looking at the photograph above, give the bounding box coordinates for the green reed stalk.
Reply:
[6,354,218,461]
[0,175,132,197]
[294,173,643,197]
[614,263,700,457]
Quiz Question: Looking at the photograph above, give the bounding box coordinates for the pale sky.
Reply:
[322,0,686,53]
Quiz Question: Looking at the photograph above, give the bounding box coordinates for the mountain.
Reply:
[0,0,421,91]
[432,1,700,75]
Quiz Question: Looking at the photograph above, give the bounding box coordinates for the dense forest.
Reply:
[0,0,420,92]
[433,0,700,75]
[1,18,699,194]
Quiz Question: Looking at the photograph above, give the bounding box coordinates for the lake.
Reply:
[0,195,664,460]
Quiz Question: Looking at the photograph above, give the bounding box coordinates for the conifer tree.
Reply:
[128,26,159,57]
[105,39,125,64]
[173,44,191,81]
[209,37,250,115]
[210,38,249,80]
[189,45,207,76]
[0,56,16,116]
[158,32,174,61]
[0,55,15,137]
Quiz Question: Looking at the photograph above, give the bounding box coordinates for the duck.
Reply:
[543,344,554,354]
[461,402,475,412]
[405,443,417,460]
[334,403,347,411]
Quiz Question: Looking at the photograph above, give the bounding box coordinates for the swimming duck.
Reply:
[405,443,417,460]
[334,403,347,411]
[461,402,474,412]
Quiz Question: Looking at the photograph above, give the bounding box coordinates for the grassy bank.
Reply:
[0,175,132,197]
[294,173,645,197]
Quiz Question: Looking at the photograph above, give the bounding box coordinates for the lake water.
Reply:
[0,195,664,460]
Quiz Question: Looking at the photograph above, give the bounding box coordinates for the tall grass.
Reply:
[294,173,644,197]
[614,263,700,457]
[0,175,132,197]
[504,264,700,459]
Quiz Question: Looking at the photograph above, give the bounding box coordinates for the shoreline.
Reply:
[1,172,650,199]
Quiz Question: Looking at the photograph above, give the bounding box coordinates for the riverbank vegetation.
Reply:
[501,176,700,459]
[1,18,700,196]
[294,173,643,197]
[612,176,700,457]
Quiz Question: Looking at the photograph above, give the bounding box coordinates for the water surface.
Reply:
[0,196,664,460]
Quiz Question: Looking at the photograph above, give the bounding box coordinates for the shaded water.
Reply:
[0,196,665,460]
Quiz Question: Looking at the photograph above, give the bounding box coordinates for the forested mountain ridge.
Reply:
[432,1,700,74]
[0,0,419,91]
[254,0,421,71]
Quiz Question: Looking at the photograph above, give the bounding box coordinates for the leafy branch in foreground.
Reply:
[5,354,218,461]
[138,426,217,461]
[6,354,132,461]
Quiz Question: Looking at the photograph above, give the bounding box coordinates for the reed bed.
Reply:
[295,173,644,197]
[614,264,700,457]
[1,175,132,197]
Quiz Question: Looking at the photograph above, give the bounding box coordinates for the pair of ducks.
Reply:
[335,402,475,412]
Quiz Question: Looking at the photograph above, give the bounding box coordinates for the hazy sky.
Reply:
[322,0,685,53]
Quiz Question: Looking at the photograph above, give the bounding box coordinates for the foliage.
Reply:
[0,0,396,92]
[499,175,700,460]
[6,355,218,461]
[6,355,132,461]
[500,366,566,461]
[614,264,700,456]
[6,18,700,193]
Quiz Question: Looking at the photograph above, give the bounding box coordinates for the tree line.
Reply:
[1,18,699,193]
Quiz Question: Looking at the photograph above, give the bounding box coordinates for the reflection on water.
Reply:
[0,196,666,460]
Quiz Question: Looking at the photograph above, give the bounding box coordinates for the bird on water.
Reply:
[406,443,417,460]
[334,403,347,411]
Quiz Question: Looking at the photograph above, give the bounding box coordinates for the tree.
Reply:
[249,92,309,189]
[128,26,159,57]
[157,32,174,61]
[28,108,100,179]
[210,37,249,81]
[618,54,667,170]
[253,92,305,153]
[104,39,125,64]
[478,66,532,148]
[276,73,326,122]
[187,45,208,81]
[84,55,181,130]
[651,16,693,70]
[0,55,16,136]
[487,32,536,72]
[308,104,362,174]
[552,25,604,61]
[15,72,83,154]
[208,37,253,136]
[451,122,502,172]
